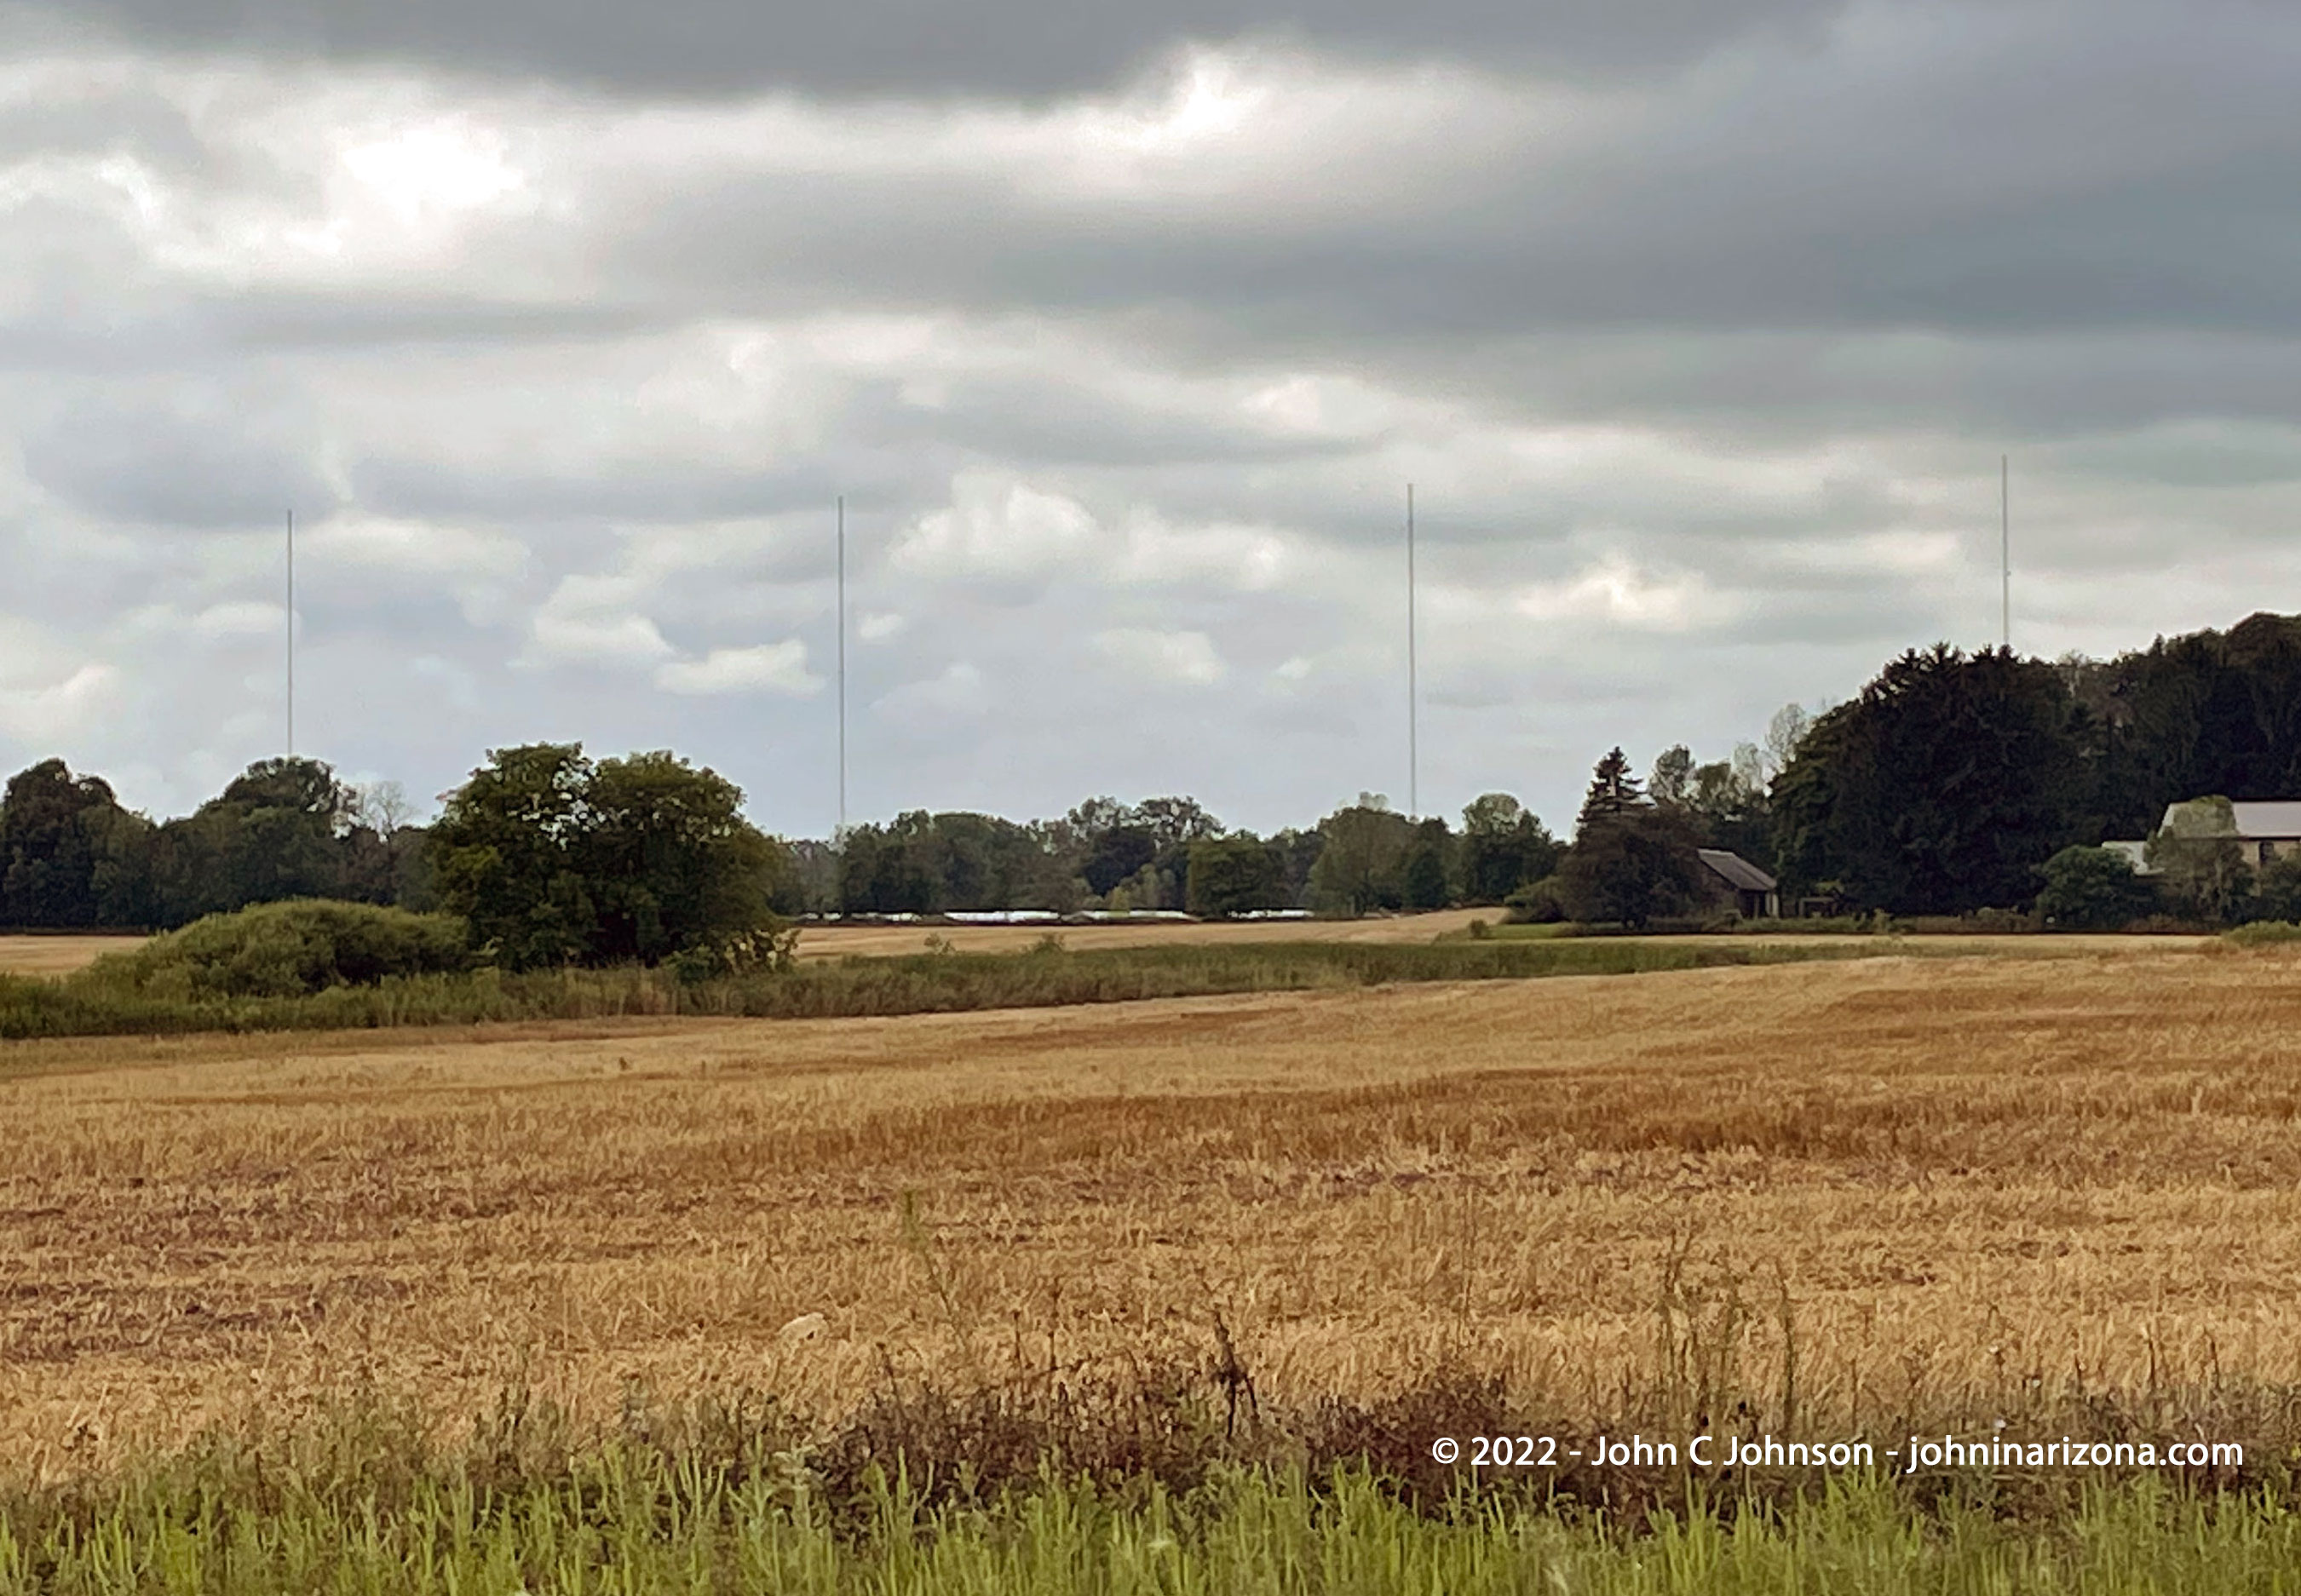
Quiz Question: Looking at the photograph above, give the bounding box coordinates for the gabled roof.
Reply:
[1697,848,1776,893]
[2158,800,2301,839]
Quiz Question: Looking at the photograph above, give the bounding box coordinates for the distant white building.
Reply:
[2105,800,2301,876]
[2160,801,2301,868]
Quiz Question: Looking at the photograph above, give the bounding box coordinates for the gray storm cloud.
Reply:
[2,0,1844,97]
[0,0,2294,836]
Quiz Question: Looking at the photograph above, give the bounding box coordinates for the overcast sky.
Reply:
[3,0,2297,837]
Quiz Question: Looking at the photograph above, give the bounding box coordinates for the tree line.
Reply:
[1773,611,2301,923]
[9,609,2301,952]
[0,753,1578,937]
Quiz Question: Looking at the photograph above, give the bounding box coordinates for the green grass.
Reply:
[0,936,1943,1042]
[5,1437,2300,1595]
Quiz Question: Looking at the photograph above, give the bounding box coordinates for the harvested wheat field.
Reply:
[0,937,2291,1474]
[0,934,146,978]
[791,906,1492,957]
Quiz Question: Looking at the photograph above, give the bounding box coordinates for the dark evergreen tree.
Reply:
[1579,747,1645,823]
[1558,751,1704,926]
[1770,646,2093,915]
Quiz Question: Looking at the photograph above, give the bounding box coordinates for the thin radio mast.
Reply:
[2000,455,2010,652]
[285,508,295,756]
[1406,483,1418,820]
[836,496,847,836]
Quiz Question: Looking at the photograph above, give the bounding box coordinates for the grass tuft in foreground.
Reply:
[4,1419,2301,1596]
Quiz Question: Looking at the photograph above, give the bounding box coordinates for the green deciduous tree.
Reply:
[1401,817,1452,910]
[1458,793,1560,904]
[1685,751,1773,867]
[1308,795,1412,916]
[2034,845,2156,930]
[431,744,791,971]
[837,810,1062,913]
[0,760,154,927]
[1184,835,1286,917]
[1648,745,1695,806]
[583,752,791,965]
[147,757,363,927]
[429,743,600,969]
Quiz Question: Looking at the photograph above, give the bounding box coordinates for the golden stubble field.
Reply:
[0,936,147,978]
[1,940,2293,1473]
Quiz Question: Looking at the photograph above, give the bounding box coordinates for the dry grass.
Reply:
[791,908,1493,957]
[0,935,147,978]
[2,937,2292,1478]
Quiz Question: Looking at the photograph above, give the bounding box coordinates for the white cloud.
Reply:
[188,600,286,640]
[1512,558,1728,633]
[339,123,527,222]
[1116,514,1293,592]
[526,610,674,665]
[655,640,822,696]
[891,473,1099,587]
[1094,627,1227,686]
[0,625,118,740]
[874,662,989,721]
[522,570,674,665]
[315,514,529,622]
[319,514,526,581]
[855,610,906,642]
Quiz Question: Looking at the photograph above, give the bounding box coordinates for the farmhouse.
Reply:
[2166,801,2301,867]
[1696,848,1780,919]
[2105,800,2301,876]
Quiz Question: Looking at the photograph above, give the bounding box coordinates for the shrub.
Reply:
[2224,920,2301,948]
[1504,877,1568,924]
[2034,845,2155,931]
[667,925,799,985]
[87,898,472,1000]
[2251,853,2301,924]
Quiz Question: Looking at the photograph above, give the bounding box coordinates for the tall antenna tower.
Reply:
[1406,483,1418,820]
[2000,455,2010,652]
[836,495,847,835]
[285,508,296,756]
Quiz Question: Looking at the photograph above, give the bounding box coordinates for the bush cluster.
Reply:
[86,899,472,1001]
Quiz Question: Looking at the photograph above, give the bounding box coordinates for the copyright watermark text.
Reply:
[1428,1432,2243,1473]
